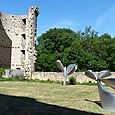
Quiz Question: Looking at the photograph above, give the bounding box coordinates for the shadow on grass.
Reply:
[85,99,102,108]
[0,94,103,115]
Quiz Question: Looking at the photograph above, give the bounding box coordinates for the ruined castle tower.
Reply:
[0,6,39,76]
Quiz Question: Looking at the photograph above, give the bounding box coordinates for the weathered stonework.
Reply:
[32,72,115,83]
[0,6,39,76]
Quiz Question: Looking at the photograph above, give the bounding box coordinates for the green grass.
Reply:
[0,81,114,115]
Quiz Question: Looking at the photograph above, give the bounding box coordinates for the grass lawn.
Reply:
[0,81,114,115]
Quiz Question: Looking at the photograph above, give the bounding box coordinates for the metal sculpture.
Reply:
[2,69,25,80]
[56,60,77,85]
[85,70,115,112]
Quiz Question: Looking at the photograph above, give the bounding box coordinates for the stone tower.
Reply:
[0,6,39,76]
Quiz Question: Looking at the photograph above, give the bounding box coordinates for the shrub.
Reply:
[77,81,97,86]
[68,76,77,85]
[0,68,5,77]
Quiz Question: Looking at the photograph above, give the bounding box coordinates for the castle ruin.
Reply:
[0,6,39,76]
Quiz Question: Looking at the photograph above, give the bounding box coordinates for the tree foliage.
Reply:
[35,27,115,72]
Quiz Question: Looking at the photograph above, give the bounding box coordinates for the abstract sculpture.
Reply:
[56,60,77,85]
[85,70,115,112]
[2,69,25,80]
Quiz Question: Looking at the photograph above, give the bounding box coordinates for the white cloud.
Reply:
[50,19,79,30]
[51,20,73,27]
[95,5,115,29]
[38,19,79,35]
[94,5,115,36]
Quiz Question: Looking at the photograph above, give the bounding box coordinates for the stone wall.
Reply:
[0,6,39,76]
[32,72,115,83]
[0,13,27,69]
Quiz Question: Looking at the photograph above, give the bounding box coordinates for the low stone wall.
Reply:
[32,72,115,83]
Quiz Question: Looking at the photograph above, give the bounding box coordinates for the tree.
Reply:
[35,28,80,71]
[35,27,115,72]
[99,34,115,71]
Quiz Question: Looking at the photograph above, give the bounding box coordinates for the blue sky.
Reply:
[1,0,115,37]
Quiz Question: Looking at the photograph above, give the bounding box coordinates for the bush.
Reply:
[0,68,5,77]
[68,76,77,85]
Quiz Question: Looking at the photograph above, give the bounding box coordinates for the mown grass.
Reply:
[0,80,114,115]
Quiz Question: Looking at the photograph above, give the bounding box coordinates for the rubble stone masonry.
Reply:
[0,6,39,76]
[32,72,115,83]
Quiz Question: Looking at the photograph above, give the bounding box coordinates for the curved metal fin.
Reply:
[97,81,115,112]
[98,70,111,79]
[63,67,67,85]
[85,70,96,80]
[56,60,64,72]
[66,64,77,75]
[101,78,115,89]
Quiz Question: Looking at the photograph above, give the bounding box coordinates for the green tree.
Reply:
[35,27,115,72]
[78,26,108,71]
[99,34,115,71]
[35,28,80,71]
